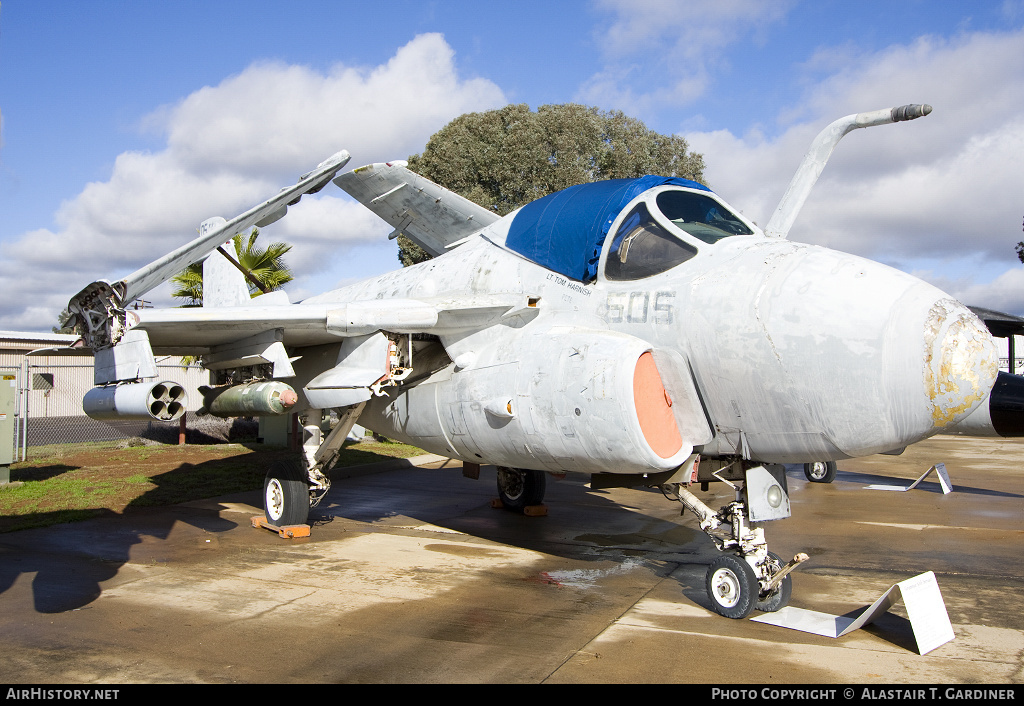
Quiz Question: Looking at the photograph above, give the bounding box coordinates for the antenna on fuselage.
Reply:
[764,104,932,240]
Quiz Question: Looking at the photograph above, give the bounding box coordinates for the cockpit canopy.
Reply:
[504,176,753,283]
[606,190,755,281]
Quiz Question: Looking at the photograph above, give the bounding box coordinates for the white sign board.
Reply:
[751,571,954,654]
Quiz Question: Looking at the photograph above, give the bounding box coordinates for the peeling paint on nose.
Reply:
[924,299,998,427]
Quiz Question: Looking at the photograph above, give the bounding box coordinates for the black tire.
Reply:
[264,459,310,526]
[496,467,546,512]
[705,554,758,619]
[803,461,837,483]
[755,551,792,613]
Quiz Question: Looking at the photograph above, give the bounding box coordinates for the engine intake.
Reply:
[443,330,695,474]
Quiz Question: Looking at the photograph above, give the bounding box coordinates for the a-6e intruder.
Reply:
[66,103,1000,618]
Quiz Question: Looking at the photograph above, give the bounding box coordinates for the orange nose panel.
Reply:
[633,352,683,458]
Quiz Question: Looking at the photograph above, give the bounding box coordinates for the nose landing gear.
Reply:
[706,554,759,619]
[665,463,809,619]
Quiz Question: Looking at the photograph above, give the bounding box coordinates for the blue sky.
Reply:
[1,0,1023,330]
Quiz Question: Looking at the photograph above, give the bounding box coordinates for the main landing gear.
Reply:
[663,462,808,619]
[261,403,366,528]
[495,467,547,512]
[803,461,837,483]
[264,459,310,526]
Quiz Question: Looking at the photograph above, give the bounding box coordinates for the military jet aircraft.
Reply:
[66,103,1000,619]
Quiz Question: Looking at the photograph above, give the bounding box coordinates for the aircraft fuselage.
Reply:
[302,184,997,471]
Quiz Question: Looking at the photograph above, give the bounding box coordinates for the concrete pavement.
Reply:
[0,436,1021,683]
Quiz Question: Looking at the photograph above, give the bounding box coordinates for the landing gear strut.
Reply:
[664,463,808,619]
[261,403,366,527]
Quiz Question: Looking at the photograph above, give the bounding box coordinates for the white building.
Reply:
[0,330,209,450]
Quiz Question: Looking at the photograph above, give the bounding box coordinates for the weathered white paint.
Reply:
[66,105,999,473]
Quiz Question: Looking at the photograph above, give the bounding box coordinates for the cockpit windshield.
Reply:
[605,202,697,281]
[655,190,753,244]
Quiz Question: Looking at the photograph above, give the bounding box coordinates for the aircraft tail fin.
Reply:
[202,224,251,308]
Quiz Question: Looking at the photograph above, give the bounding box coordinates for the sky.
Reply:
[1,0,1022,332]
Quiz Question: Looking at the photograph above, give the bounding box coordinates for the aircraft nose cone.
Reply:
[923,299,998,429]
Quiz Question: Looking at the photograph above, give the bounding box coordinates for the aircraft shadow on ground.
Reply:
[4,454,1009,631]
[0,455,251,614]
[0,448,491,614]
[4,464,80,482]
[312,464,723,598]
[7,457,925,617]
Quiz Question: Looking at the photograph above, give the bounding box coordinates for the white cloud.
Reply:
[687,27,1024,313]
[0,34,506,331]
[161,34,504,177]
[595,0,790,58]
[577,0,794,110]
[914,260,1024,318]
[273,195,392,275]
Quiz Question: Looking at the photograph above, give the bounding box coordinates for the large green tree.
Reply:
[398,103,705,266]
[171,227,293,306]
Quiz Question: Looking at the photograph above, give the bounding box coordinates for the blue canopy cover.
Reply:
[505,176,710,282]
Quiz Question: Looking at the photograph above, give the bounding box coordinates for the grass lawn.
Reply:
[0,437,428,533]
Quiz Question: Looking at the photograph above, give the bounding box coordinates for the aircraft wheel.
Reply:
[496,467,546,512]
[803,461,837,483]
[755,552,792,613]
[264,459,310,526]
[706,554,758,619]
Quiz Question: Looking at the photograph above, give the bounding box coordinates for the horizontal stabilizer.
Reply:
[334,162,499,256]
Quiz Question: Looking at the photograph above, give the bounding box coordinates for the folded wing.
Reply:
[68,150,352,349]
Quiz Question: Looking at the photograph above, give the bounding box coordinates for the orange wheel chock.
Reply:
[251,516,311,538]
[489,500,548,516]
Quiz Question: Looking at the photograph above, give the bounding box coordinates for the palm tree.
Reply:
[171,227,293,306]
[171,228,293,370]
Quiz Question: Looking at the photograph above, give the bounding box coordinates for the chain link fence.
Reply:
[16,361,259,457]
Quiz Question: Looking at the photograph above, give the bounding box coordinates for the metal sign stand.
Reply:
[865,463,953,494]
[752,571,955,654]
